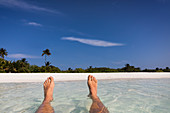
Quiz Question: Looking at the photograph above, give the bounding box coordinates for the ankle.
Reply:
[44,97,53,102]
[89,94,98,99]
[91,95,99,101]
[91,92,97,98]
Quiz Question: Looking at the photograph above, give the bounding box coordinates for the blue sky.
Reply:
[0,0,170,70]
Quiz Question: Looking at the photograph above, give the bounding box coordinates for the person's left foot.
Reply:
[43,76,55,102]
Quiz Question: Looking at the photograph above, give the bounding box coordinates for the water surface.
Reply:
[0,79,170,113]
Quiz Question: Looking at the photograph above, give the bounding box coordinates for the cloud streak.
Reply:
[27,22,42,27]
[62,37,124,47]
[8,54,40,58]
[0,0,61,14]
[112,60,129,65]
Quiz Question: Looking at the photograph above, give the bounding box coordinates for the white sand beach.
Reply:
[0,73,170,83]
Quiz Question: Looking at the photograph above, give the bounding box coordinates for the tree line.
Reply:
[0,48,170,73]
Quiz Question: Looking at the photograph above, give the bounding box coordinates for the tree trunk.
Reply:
[45,55,47,66]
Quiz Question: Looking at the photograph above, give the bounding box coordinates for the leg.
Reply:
[88,75,109,113]
[36,76,55,113]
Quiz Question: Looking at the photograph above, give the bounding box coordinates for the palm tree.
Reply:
[21,58,27,63]
[125,64,130,67]
[20,58,28,68]
[45,61,51,67]
[0,48,8,59]
[42,49,51,66]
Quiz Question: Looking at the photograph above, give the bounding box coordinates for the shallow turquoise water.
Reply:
[0,79,170,113]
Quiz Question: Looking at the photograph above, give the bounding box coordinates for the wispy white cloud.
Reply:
[0,0,61,14]
[27,22,42,27]
[8,54,40,58]
[112,60,129,65]
[62,37,124,47]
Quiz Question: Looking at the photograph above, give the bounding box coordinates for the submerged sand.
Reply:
[0,73,170,83]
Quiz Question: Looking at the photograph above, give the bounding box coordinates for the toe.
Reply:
[88,75,91,81]
[93,77,97,83]
[49,76,54,82]
[44,80,48,84]
[90,76,93,81]
[43,82,46,87]
[47,78,51,85]
[91,76,94,81]
[47,77,50,82]
[44,80,48,87]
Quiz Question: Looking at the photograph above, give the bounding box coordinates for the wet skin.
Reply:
[36,75,109,113]
[88,75,109,113]
[36,76,54,113]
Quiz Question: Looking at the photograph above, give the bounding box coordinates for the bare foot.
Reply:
[87,75,98,99]
[43,76,55,103]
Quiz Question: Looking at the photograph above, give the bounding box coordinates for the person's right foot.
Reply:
[87,75,98,99]
[43,76,55,102]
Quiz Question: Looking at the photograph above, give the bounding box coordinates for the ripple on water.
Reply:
[0,79,170,113]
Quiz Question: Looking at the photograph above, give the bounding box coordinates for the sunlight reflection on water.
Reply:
[0,79,170,113]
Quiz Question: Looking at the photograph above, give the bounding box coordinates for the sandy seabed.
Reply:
[0,72,170,83]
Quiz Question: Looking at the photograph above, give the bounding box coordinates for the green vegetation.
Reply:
[0,58,60,73]
[0,48,169,73]
[0,58,170,73]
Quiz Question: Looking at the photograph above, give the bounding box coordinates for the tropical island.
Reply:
[0,48,170,73]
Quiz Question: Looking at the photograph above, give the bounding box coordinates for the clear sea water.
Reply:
[0,79,170,113]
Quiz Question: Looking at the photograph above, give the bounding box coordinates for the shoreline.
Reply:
[0,72,170,83]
